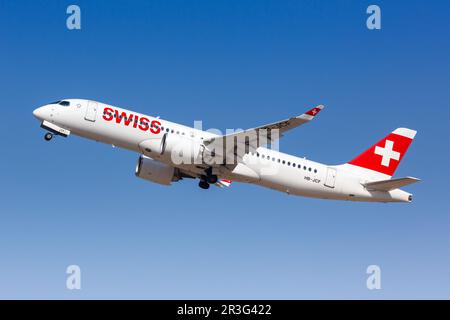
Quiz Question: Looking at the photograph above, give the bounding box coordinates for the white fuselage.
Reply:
[33,99,412,202]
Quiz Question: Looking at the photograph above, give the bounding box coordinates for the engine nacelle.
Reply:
[135,155,181,185]
[138,133,221,165]
[139,137,164,156]
[161,133,203,165]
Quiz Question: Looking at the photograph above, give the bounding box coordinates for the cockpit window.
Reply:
[58,101,70,106]
[49,100,61,104]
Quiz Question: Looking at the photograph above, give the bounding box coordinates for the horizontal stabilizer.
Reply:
[363,176,420,191]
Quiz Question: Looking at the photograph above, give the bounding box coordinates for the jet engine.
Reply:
[160,133,203,165]
[135,155,182,185]
[138,133,221,165]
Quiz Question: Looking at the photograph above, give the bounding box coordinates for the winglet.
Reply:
[298,105,324,121]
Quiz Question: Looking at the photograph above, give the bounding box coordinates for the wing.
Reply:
[202,105,324,162]
[363,177,420,191]
[204,105,324,146]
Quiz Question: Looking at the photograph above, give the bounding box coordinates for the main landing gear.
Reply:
[44,132,53,141]
[198,180,210,190]
[198,168,218,190]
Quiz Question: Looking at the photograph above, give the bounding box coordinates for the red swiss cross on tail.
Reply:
[347,128,417,176]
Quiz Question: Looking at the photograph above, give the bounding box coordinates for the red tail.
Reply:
[347,128,417,176]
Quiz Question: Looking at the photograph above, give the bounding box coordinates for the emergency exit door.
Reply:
[85,101,98,122]
[324,167,337,188]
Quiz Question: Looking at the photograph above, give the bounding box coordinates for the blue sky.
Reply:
[0,0,449,299]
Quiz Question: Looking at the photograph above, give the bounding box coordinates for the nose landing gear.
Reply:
[44,132,53,141]
[40,121,70,141]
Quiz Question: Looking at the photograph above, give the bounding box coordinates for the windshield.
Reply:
[47,100,70,106]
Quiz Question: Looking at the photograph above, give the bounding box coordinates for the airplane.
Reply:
[32,99,420,203]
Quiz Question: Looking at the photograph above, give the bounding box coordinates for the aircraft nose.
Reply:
[33,106,46,121]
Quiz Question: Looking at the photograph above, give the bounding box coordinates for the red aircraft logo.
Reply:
[102,107,161,135]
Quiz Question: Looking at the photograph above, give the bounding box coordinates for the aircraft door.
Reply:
[324,167,337,188]
[85,101,98,122]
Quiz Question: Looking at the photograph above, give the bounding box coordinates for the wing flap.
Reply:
[363,176,420,191]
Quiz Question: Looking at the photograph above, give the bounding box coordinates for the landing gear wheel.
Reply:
[44,132,53,141]
[199,180,210,190]
[204,168,218,184]
[206,174,218,184]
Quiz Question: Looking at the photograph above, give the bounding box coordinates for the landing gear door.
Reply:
[324,167,337,188]
[85,101,98,122]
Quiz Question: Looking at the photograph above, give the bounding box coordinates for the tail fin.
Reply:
[347,128,417,177]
